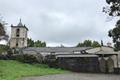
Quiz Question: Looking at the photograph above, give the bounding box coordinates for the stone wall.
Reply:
[10,27,27,48]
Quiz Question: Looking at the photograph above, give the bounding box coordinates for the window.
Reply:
[16,28,20,37]
[16,43,18,47]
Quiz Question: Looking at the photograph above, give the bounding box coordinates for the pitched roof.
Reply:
[17,19,23,26]
[86,46,118,56]
[11,19,28,30]
[56,54,98,58]
[23,47,92,53]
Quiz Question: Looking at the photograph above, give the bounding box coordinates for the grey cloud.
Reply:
[0,0,118,46]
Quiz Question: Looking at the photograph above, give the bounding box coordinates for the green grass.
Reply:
[0,60,67,80]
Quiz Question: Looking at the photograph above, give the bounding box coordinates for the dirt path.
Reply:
[21,73,120,80]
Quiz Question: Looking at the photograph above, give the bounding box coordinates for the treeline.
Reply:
[28,39,101,48]
[76,40,101,47]
[27,38,46,47]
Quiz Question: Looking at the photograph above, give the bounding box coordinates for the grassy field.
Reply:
[0,60,66,80]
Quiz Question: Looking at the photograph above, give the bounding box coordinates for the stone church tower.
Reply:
[10,19,28,48]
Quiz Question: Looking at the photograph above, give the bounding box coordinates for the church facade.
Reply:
[9,19,28,48]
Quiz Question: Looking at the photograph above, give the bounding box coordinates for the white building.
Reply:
[10,19,28,48]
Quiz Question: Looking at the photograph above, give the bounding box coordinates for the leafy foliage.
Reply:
[0,23,5,37]
[0,17,8,41]
[103,0,120,51]
[27,38,34,47]
[0,44,9,53]
[83,40,92,47]
[103,0,120,16]
[108,20,120,51]
[34,40,46,47]
[27,38,46,47]
[0,23,8,41]
[12,54,43,64]
[92,41,101,48]
[77,40,101,47]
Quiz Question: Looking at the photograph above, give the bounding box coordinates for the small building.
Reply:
[21,46,120,73]
[56,54,100,72]
[9,19,28,48]
[86,46,119,73]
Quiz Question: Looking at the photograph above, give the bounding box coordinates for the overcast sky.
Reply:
[0,0,119,47]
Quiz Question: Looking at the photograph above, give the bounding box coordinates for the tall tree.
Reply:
[77,40,100,47]
[34,40,46,47]
[76,43,84,47]
[41,42,46,47]
[0,23,5,37]
[27,38,34,47]
[108,20,120,51]
[0,17,8,41]
[27,38,46,47]
[103,0,120,16]
[103,0,120,51]
[34,40,42,47]
[83,40,92,47]
[92,41,101,48]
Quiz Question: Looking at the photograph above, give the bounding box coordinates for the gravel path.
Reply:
[21,73,120,80]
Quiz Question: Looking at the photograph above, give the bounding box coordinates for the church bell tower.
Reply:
[10,19,28,48]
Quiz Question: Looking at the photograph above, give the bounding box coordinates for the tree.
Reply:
[83,40,92,47]
[34,40,46,47]
[92,41,101,48]
[0,23,5,37]
[76,40,100,47]
[27,38,34,47]
[34,40,42,47]
[76,43,84,47]
[108,20,120,51]
[103,0,120,51]
[103,0,120,16]
[0,18,8,41]
[41,42,46,47]
[27,38,46,47]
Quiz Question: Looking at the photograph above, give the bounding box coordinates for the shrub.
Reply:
[12,54,24,62]
[44,54,58,68]
[0,54,9,60]
[0,45,9,53]
[12,54,43,64]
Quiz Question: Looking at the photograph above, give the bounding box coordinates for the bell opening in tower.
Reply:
[16,28,20,37]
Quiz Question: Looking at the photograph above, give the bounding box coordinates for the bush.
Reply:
[0,45,9,53]
[12,54,24,62]
[44,54,58,68]
[12,54,43,64]
[0,54,9,60]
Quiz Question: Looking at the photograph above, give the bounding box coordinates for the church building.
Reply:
[10,19,28,48]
